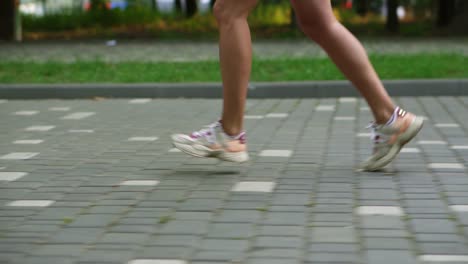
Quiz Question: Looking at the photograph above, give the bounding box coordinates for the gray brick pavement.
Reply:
[1,97,468,264]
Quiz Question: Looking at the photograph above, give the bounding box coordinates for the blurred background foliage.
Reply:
[13,0,468,40]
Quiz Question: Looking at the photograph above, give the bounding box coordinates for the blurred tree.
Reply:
[355,0,370,16]
[386,0,399,32]
[90,0,108,11]
[175,0,197,17]
[437,0,455,27]
[0,0,15,40]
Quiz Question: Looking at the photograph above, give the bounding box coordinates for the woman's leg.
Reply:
[290,0,423,171]
[214,0,259,135]
[290,0,394,124]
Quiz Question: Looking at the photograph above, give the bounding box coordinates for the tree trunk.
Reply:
[0,0,15,41]
[386,0,399,33]
[356,0,369,16]
[437,0,456,27]
[185,0,197,17]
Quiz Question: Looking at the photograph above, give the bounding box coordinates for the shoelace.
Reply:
[190,122,220,144]
[367,122,389,144]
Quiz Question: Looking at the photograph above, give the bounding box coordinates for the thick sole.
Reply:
[361,116,424,171]
[173,142,249,163]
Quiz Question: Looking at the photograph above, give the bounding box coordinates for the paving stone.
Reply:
[135,246,194,259]
[156,220,208,235]
[419,255,468,262]
[308,243,359,253]
[359,216,406,229]
[98,232,150,244]
[306,253,361,263]
[207,223,254,239]
[254,236,303,248]
[310,227,357,243]
[419,243,468,255]
[146,235,200,247]
[250,248,301,258]
[192,250,245,262]
[258,225,304,237]
[77,249,134,263]
[214,210,262,223]
[31,245,85,257]
[199,239,249,251]
[128,259,188,264]
[410,219,458,234]
[367,250,418,264]
[363,238,412,250]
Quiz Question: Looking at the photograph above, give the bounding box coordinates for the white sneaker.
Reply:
[359,107,424,171]
[171,121,249,163]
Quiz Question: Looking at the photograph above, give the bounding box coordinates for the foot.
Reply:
[359,107,424,171]
[171,121,249,163]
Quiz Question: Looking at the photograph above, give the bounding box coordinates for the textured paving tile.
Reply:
[231,182,276,192]
[0,152,39,160]
[25,126,55,131]
[128,137,159,141]
[13,110,39,116]
[7,200,55,207]
[265,113,288,118]
[61,112,95,120]
[129,98,152,104]
[356,206,404,216]
[13,140,44,144]
[0,172,28,181]
[258,150,293,157]
[419,255,468,262]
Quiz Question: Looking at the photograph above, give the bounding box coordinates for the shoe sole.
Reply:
[173,142,249,163]
[362,116,424,171]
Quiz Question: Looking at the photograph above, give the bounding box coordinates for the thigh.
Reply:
[290,0,337,26]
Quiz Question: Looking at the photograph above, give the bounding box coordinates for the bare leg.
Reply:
[291,0,395,124]
[213,0,259,135]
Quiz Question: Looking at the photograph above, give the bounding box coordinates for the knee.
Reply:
[213,2,236,25]
[296,16,340,42]
[213,0,253,26]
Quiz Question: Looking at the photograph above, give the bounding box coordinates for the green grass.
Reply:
[1,54,466,84]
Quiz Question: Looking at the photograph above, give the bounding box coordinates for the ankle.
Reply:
[220,121,242,137]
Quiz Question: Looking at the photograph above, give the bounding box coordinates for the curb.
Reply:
[0,79,467,99]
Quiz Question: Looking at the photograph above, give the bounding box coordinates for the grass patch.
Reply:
[0,54,466,84]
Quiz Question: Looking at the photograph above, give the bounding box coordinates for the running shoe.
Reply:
[171,121,249,163]
[359,107,424,171]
